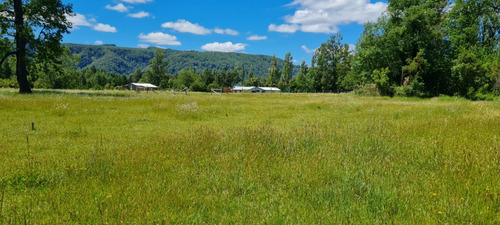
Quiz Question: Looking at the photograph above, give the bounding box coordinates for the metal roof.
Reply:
[233,86,255,91]
[132,83,158,88]
[254,87,281,91]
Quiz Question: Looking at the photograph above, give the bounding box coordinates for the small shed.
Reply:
[250,87,281,93]
[131,83,158,91]
[232,86,255,93]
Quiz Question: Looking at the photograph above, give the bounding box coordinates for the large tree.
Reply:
[446,0,500,96]
[0,0,72,93]
[143,48,170,88]
[311,34,351,92]
[266,55,280,87]
[352,0,451,96]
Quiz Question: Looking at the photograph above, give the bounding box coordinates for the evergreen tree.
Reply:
[130,69,143,83]
[144,48,170,88]
[240,63,246,84]
[296,60,310,92]
[248,65,254,80]
[312,34,350,92]
[266,55,280,87]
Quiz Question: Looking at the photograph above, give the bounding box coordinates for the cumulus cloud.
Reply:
[93,23,118,33]
[247,35,268,41]
[66,13,92,29]
[138,32,181,46]
[106,3,129,13]
[270,0,387,34]
[201,42,246,52]
[128,11,150,18]
[66,13,119,34]
[268,24,299,33]
[162,19,239,36]
[95,40,104,45]
[121,0,153,4]
[214,28,239,36]
[162,19,211,35]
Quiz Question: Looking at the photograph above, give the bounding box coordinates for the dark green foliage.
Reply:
[347,0,499,98]
[243,77,263,87]
[295,60,311,92]
[1,0,72,93]
[65,44,298,78]
[142,48,171,88]
[130,69,143,83]
[266,55,280,87]
[309,34,352,92]
[278,52,294,90]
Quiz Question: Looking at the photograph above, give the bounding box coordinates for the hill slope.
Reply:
[65,44,298,77]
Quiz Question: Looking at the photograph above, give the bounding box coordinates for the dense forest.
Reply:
[64,43,298,77]
[1,0,498,98]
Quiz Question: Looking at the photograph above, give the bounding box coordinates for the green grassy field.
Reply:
[0,89,499,224]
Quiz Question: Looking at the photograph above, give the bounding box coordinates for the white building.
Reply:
[232,86,255,93]
[249,87,281,93]
[131,83,158,91]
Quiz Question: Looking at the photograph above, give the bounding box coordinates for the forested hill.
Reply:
[64,43,297,76]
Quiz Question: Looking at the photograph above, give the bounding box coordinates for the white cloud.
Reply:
[128,11,150,18]
[93,23,118,33]
[137,44,150,48]
[270,0,388,34]
[301,45,316,54]
[105,3,129,13]
[349,44,356,52]
[66,13,92,29]
[67,13,118,33]
[121,0,153,4]
[247,35,268,41]
[214,28,239,36]
[138,32,181,46]
[201,42,246,52]
[95,40,103,45]
[268,24,299,33]
[162,19,211,35]
[162,19,239,36]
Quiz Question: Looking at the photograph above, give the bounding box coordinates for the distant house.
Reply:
[232,86,255,93]
[130,83,158,91]
[250,87,281,93]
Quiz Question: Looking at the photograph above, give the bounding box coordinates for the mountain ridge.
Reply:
[64,43,298,77]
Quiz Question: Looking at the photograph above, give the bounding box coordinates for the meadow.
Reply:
[0,89,498,224]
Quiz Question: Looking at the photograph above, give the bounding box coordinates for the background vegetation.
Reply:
[64,43,298,79]
[1,0,499,98]
[0,90,498,223]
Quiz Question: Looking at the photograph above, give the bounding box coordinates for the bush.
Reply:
[372,68,393,96]
[190,79,206,92]
[354,83,379,96]
[394,76,425,97]
[0,79,19,88]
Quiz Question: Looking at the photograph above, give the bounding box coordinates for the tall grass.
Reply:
[0,89,499,224]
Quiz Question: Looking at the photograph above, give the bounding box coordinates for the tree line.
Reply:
[1,0,499,98]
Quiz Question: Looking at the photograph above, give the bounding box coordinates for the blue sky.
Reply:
[63,0,388,65]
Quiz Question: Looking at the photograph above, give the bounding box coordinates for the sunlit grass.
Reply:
[0,89,499,224]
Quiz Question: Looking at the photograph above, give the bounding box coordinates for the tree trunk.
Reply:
[14,0,32,94]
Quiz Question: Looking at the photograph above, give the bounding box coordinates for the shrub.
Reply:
[354,83,379,96]
[372,68,393,96]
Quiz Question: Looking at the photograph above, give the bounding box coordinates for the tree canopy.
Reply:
[1,0,72,93]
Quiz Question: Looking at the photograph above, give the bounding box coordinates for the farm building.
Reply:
[250,87,281,93]
[232,86,255,93]
[130,83,158,91]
